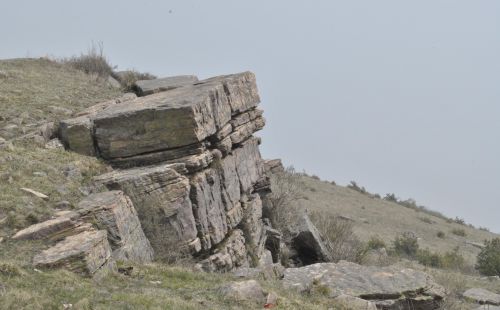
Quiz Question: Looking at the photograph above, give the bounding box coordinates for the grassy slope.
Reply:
[0,58,121,139]
[297,175,498,264]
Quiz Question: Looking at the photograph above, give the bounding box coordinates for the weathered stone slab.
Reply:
[463,288,500,305]
[75,93,137,117]
[135,75,199,96]
[196,229,248,272]
[230,109,263,128]
[92,72,259,159]
[94,164,199,257]
[233,137,265,194]
[33,230,116,277]
[190,168,228,250]
[12,215,79,240]
[291,213,333,265]
[283,261,445,310]
[58,116,95,156]
[77,191,153,263]
[240,195,265,259]
[230,116,265,145]
[200,71,260,115]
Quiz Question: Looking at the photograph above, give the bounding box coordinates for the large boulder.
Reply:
[463,288,500,305]
[135,75,198,96]
[282,261,445,310]
[290,213,332,265]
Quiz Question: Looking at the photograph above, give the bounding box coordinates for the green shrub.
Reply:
[417,247,465,270]
[476,238,500,276]
[437,231,445,238]
[451,228,466,237]
[393,232,419,258]
[366,236,386,250]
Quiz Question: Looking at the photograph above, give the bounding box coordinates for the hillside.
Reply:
[2,58,500,310]
[295,175,498,265]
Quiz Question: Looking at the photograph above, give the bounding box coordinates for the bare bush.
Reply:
[266,166,303,241]
[62,41,114,78]
[310,213,367,263]
[114,70,157,92]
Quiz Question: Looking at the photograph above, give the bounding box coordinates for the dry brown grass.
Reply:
[294,174,499,265]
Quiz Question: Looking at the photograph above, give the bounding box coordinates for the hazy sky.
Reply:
[1,1,499,231]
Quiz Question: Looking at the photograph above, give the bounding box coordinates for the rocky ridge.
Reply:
[20,71,275,274]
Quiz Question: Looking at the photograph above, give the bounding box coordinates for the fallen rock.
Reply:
[333,294,377,310]
[290,213,332,265]
[12,216,79,240]
[135,75,198,96]
[463,288,500,305]
[77,191,154,263]
[33,230,116,277]
[219,279,265,303]
[20,187,49,200]
[283,261,445,310]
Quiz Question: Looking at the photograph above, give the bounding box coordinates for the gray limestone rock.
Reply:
[282,261,445,310]
[135,75,198,96]
[77,191,154,263]
[93,164,199,256]
[463,288,500,305]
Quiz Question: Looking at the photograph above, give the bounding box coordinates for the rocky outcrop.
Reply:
[15,191,153,277]
[282,261,445,310]
[463,288,500,305]
[57,72,274,272]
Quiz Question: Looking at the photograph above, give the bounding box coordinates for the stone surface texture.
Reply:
[135,75,198,96]
[283,261,445,310]
[463,288,500,305]
[57,72,271,272]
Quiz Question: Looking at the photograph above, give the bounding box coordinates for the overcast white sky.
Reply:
[1,1,499,231]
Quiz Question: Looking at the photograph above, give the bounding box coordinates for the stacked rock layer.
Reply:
[57,72,271,272]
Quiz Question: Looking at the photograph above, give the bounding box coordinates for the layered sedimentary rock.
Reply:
[58,72,271,271]
[18,191,153,277]
[134,75,199,96]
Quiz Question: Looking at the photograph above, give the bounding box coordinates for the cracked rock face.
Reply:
[56,72,272,271]
[282,261,445,310]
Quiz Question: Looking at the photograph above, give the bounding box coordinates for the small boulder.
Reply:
[463,288,500,305]
[219,280,266,303]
